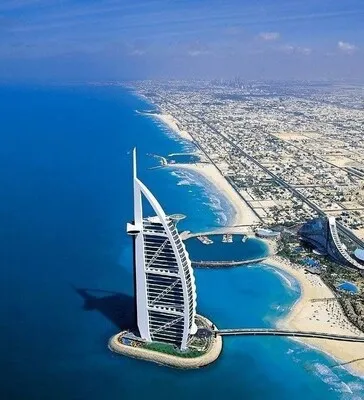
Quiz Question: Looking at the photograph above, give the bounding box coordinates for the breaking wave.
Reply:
[169,168,232,226]
[312,363,353,394]
[177,179,192,186]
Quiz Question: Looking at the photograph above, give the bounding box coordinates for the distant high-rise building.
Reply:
[127,149,197,350]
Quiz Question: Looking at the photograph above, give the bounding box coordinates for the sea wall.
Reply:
[108,316,222,369]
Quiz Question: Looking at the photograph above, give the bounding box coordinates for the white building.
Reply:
[127,149,197,350]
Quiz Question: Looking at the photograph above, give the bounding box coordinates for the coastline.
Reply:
[266,255,364,377]
[145,112,194,142]
[143,109,260,228]
[147,104,364,378]
[171,162,260,228]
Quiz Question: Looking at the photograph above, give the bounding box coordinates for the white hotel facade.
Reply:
[127,149,197,350]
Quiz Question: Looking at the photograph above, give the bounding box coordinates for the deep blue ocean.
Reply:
[1,85,364,399]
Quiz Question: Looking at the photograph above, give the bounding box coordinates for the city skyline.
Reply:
[0,0,363,81]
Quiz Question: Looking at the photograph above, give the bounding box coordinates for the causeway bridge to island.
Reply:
[215,328,364,343]
[192,257,267,267]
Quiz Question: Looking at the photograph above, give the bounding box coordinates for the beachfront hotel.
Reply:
[126,149,198,350]
[299,216,364,273]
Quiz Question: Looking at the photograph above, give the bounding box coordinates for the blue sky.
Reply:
[0,0,363,81]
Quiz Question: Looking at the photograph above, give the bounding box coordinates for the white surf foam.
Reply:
[312,363,353,394]
[177,179,192,186]
[215,211,228,226]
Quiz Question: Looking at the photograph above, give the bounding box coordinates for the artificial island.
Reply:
[109,149,222,368]
[109,149,364,371]
[124,79,364,375]
[104,75,364,376]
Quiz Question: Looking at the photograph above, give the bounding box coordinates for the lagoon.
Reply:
[185,234,269,264]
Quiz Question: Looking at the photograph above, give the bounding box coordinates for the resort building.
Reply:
[299,217,364,272]
[126,149,198,350]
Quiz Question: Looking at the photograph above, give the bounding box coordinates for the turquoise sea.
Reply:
[185,234,269,263]
[1,85,364,399]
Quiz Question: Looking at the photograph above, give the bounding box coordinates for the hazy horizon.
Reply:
[0,0,363,82]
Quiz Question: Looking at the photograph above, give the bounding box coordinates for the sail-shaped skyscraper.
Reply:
[127,149,197,350]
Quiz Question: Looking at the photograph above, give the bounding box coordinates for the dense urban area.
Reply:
[132,80,364,239]
[128,80,364,333]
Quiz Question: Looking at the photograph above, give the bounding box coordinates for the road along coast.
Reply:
[109,316,222,369]
[267,255,364,377]
[146,109,260,228]
[147,107,364,376]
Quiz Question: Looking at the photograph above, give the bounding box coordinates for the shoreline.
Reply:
[141,108,260,228]
[171,162,260,228]
[266,255,364,377]
[143,111,194,142]
[146,104,364,378]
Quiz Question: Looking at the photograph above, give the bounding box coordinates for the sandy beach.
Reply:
[152,109,364,376]
[267,255,364,377]
[173,162,261,228]
[151,111,261,228]
[150,113,194,142]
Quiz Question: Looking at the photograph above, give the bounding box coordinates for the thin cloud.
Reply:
[297,47,312,55]
[338,41,358,54]
[188,50,211,57]
[130,49,146,56]
[0,0,42,12]
[280,44,294,53]
[225,26,243,35]
[187,41,212,57]
[278,45,312,55]
[9,5,364,36]
[259,32,280,41]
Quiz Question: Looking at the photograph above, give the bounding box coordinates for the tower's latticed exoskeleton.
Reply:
[127,149,197,350]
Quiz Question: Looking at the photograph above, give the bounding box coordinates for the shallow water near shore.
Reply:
[185,234,269,264]
[1,85,364,399]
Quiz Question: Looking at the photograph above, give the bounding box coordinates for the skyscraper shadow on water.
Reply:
[73,286,138,332]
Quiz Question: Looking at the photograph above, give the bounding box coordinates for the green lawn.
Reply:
[143,342,206,358]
